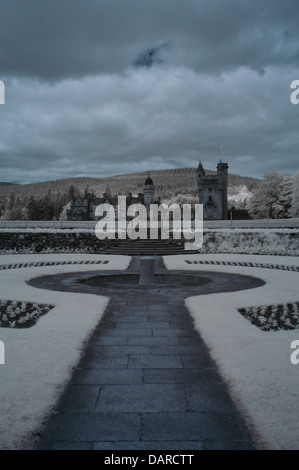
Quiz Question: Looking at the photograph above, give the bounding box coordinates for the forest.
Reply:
[0,167,298,220]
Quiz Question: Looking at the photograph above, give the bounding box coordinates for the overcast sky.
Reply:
[0,0,298,184]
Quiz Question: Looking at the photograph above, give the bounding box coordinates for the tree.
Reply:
[248,169,293,219]
[4,191,24,220]
[7,196,24,220]
[39,191,53,220]
[27,195,38,220]
[67,183,81,202]
[272,174,293,218]
[0,200,5,219]
[290,171,299,218]
[8,191,16,211]
[52,192,67,220]
[84,186,89,199]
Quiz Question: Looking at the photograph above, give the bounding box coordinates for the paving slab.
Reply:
[143,368,223,385]
[95,384,188,412]
[33,256,260,450]
[71,368,143,385]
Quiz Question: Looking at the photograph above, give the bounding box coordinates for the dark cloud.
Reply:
[1,0,299,80]
[134,44,169,68]
[0,0,298,183]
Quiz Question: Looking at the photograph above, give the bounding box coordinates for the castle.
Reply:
[197,160,229,220]
[66,173,159,221]
[67,161,229,221]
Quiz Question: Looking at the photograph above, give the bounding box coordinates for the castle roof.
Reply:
[197,161,205,174]
[145,173,153,185]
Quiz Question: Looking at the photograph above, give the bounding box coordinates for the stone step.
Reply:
[95,237,196,255]
[97,248,195,255]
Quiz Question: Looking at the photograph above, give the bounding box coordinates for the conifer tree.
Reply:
[290,171,299,217]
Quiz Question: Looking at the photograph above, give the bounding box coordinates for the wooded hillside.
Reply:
[0,168,260,220]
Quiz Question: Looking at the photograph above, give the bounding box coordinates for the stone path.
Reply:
[34,257,259,450]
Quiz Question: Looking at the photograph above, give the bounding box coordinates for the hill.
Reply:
[0,182,18,187]
[0,168,259,199]
[0,168,260,220]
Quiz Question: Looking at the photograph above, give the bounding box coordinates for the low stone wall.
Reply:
[0,230,298,256]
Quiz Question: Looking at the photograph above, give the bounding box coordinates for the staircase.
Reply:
[95,238,197,256]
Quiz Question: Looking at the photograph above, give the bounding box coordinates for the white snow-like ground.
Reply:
[163,253,299,450]
[0,254,131,450]
[0,252,298,450]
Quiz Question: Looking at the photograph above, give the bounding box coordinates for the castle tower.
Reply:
[196,160,229,220]
[143,172,155,211]
[217,160,229,220]
[197,161,205,204]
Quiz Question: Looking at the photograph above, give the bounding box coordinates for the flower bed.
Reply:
[0,300,54,328]
[238,301,299,331]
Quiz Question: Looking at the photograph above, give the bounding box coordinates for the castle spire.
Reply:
[197,160,205,175]
[219,145,224,162]
[145,172,153,186]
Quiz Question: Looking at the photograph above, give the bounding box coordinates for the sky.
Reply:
[0,0,298,184]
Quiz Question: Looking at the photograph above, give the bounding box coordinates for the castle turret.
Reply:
[197,161,205,204]
[143,172,155,211]
[197,160,205,176]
